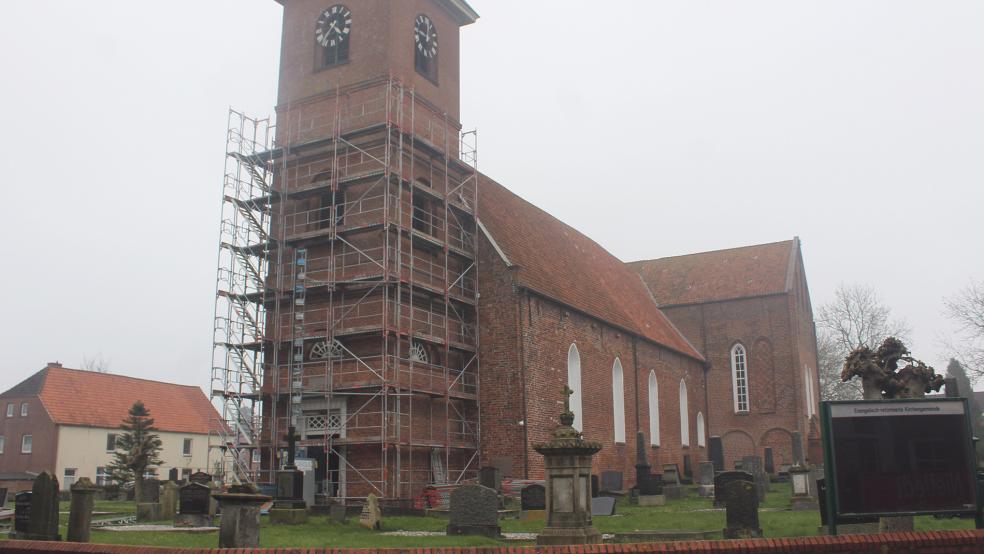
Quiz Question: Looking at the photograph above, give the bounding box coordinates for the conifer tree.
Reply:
[106,401,163,503]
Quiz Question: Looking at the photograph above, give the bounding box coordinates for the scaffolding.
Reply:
[211,79,480,502]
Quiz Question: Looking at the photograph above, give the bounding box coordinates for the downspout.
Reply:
[700,304,712,438]
[632,337,640,432]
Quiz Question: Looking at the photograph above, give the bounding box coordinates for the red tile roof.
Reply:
[23,366,221,434]
[628,240,797,307]
[478,176,703,361]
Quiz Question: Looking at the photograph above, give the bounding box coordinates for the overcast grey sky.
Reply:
[1,1,981,393]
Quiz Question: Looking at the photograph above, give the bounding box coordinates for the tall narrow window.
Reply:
[612,359,626,443]
[0,435,5,454]
[315,5,352,69]
[96,466,109,487]
[106,434,118,452]
[20,403,28,417]
[696,412,706,447]
[567,344,583,432]
[183,438,193,456]
[648,371,660,446]
[5,404,12,417]
[804,367,816,418]
[679,379,690,447]
[731,344,750,413]
[21,434,32,454]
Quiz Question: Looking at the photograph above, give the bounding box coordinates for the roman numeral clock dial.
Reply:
[316,5,351,48]
[414,15,438,59]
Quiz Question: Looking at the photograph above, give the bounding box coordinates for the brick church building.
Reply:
[210,0,820,503]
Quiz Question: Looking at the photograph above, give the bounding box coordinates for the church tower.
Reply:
[257,0,482,502]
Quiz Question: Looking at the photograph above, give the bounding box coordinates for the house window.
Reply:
[696,412,706,447]
[64,468,77,489]
[106,433,118,452]
[731,343,750,413]
[21,434,32,454]
[679,379,690,447]
[20,403,28,417]
[648,371,660,446]
[182,468,192,480]
[5,404,12,417]
[96,466,110,487]
[0,435,5,454]
[567,344,583,432]
[612,358,626,443]
[183,438,193,456]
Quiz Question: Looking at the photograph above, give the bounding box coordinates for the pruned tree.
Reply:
[816,283,911,401]
[944,279,984,379]
[946,358,984,457]
[81,353,111,373]
[106,401,163,503]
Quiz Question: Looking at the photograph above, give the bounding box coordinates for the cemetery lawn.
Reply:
[4,486,974,548]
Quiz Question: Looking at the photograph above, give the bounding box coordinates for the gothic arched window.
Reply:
[648,371,660,446]
[679,379,690,447]
[567,344,583,432]
[612,358,626,443]
[731,343,750,413]
[696,412,706,447]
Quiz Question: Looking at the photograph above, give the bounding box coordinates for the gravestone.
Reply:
[447,484,501,538]
[697,461,715,497]
[714,470,753,508]
[722,479,762,539]
[661,464,681,485]
[214,485,271,548]
[141,478,161,504]
[600,471,623,493]
[359,493,382,530]
[682,455,693,484]
[590,496,616,516]
[791,432,804,466]
[0,487,7,508]
[160,482,180,520]
[168,468,179,483]
[521,484,546,511]
[13,472,61,541]
[67,478,97,543]
[175,482,211,527]
[708,436,725,475]
[741,455,768,501]
[189,471,213,484]
[764,448,775,475]
[590,475,599,498]
[329,502,348,524]
[479,466,501,492]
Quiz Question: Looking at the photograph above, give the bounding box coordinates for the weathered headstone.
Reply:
[708,436,725,474]
[160,481,180,520]
[175,482,211,527]
[521,484,546,511]
[590,496,616,516]
[661,464,681,485]
[270,469,307,524]
[189,471,213,485]
[447,484,501,538]
[714,470,753,508]
[722,479,762,539]
[14,491,32,536]
[141,478,161,504]
[67,478,97,543]
[168,468,179,483]
[359,493,382,530]
[697,461,715,497]
[329,502,348,524]
[600,471,623,492]
[478,466,501,492]
[682,455,693,484]
[791,432,804,466]
[741,455,768,501]
[214,484,270,548]
[0,487,8,508]
[763,448,775,475]
[13,472,61,541]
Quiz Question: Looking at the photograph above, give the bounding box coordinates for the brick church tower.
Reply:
[252,0,481,502]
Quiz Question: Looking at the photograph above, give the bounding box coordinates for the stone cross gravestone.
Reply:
[479,467,501,492]
[14,472,61,541]
[599,471,622,493]
[708,436,725,474]
[521,484,546,511]
[67,478,97,543]
[176,482,211,527]
[359,493,382,530]
[590,496,616,516]
[714,470,753,508]
[447,484,501,538]
[722,479,762,539]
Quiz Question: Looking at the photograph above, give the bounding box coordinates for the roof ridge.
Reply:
[627,238,796,265]
[46,365,202,390]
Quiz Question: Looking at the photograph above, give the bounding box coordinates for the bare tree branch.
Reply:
[81,353,111,374]
[944,279,984,378]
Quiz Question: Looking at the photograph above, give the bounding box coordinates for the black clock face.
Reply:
[414,14,438,59]
[316,5,352,48]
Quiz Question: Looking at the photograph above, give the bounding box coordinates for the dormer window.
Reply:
[316,5,352,69]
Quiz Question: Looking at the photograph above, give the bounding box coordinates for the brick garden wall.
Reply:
[3,530,982,553]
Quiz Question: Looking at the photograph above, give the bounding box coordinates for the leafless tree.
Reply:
[81,353,111,373]
[944,279,984,379]
[816,283,911,401]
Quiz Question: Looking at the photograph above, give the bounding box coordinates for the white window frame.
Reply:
[612,358,626,443]
[63,468,77,490]
[804,366,816,418]
[5,404,12,418]
[679,379,690,447]
[0,435,5,454]
[20,402,28,417]
[648,371,660,446]
[696,412,706,447]
[21,434,32,454]
[567,344,584,432]
[183,438,193,457]
[731,343,750,413]
[96,466,110,487]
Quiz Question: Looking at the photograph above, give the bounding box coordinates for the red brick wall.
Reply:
[3,530,982,553]
[0,394,58,484]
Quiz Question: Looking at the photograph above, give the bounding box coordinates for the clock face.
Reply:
[414,14,438,59]
[316,5,352,48]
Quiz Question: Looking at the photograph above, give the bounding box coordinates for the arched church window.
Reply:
[696,412,706,447]
[680,379,690,447]
[612,359,626,443]
[567,344,583,432]
[648,371,660,446]
[316,5,352,69]
[731,343,750,413]
[413,14,439,83]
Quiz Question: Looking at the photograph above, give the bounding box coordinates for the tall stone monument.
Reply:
[213,484,271,549]
[67,478,97,543]
[270,426,308,525]
[534,386,602,546]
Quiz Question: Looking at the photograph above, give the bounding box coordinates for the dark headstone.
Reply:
[13,472,61,541]
[189,471,213,484]
[0,487,7,508]
[764,448,775,475]
[329,502,348,524]
[638,473,663,496]
[521,484,546,511]
[714,470,753,508]
[446,484,501,538]
[590,496,616,516]
[14,491,32,534]
[168,468,179,482]
[67,478,97,543]
[590,475,599,498]
[791,432,805,466]
[141,478,161,504]
[634,432,653,492]
[600,471,623,492]
[176,482,211,527]
[722,479,762,539]
[698,461,715,486]
[479,466,501,492]
[708,436,725,475]
[682,455,693,483]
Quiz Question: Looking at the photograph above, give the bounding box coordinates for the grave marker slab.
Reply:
[521,484,546,511]
[741,455,768,500]
[479,466,502,492]
[359,493,382,530]
[722,479,762,539]
[0,487,7,508]
[590,475,599,498]
[682,455,693,483]
[447,484,501,538]
[708,436,725,475]
[714,471,753,508]
[590,496,615,516]
[764,448,775,475]
[13,472,61,541]
[160,482,180,520]
[661,464,681,486]
[141,478,161,504]
[175,482,211,527]
[600,471,622,492]
[14,491,31,535]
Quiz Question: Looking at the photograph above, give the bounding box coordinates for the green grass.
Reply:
[7,486,978,548]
